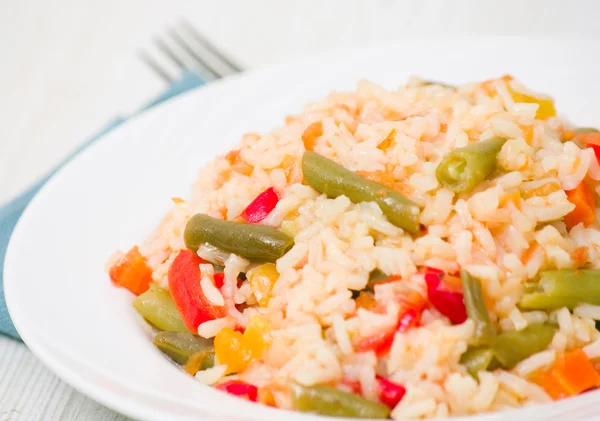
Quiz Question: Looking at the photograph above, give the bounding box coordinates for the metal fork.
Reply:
[137,19,243,83]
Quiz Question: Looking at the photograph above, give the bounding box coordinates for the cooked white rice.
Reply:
[113,75,600,418]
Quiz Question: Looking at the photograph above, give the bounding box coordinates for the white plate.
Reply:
[5,39,600,421]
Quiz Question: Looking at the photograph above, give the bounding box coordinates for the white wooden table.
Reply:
[1,0,599,419]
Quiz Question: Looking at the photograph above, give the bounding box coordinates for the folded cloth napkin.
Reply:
[0,72,206,339]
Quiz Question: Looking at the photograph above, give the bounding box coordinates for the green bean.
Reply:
[133,287,188,333]
[152,332,214,365]
[575,127,598,134]
[460,347,496,378]
[461,270,495,346]
[366,269,389,290]
[519,270,600,310]
[183,350,215,374]
[421,80,456,89]
[291,384,390,419]
[436,136,507,193]
[184,214,294,262]
[491,324,556,369]
[302,151,421,234]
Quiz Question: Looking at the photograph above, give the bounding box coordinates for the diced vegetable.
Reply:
[492,324,556,369]
[247,263,279,307]
[168,250,226,332]
[133,287,189,333]
[376,375,406,408]
[355,291,377,310]
[578,131,600,162]
[302,151,421,234]
[291,384,391,419]
[152,332,214,365]
[576,128,600,134]
[302,121,322,151]
[240,187,280,223]
[367,270,398,290]
[435,137,507,194]
[377,129,396,150]
[461,270,495,346]
[356,292,425,354]
[216,380,259,402]
[184,214,294,262]
[257,386,277,406]
[507,85,556,120]
[564,181,596,230]
[356,330,396,355]
[536,349,600,400]
[214,315,271,374]
[460,347,496,377]
[520,270,600,310]
[396,309,420,333]
[109,246,153,295]
[183,350,215,374]
[424,268,467,324]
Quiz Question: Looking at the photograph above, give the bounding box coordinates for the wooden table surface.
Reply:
[1,0,599,419]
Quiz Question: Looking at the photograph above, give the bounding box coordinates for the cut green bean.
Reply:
[292,384,390,419]
[436,136,507,193]
[184,214,294,262]
[133,287,188,333]
[575,127,598,134]
[460,347,496,378]
[302,151,421,234]
[366,269,390,290]
[184,350,215,374]
[152,332,214,365]
[492,323,556,369]
[519,269,600,310]
[421,80,456,89]
[461,270,495,346]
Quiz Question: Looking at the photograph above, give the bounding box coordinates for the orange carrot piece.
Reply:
[378,129,397,150]
[577,132,600,146]
[532,368,568,400]
[564,181,596,230]
[355,291,377,310]
[302,121,323,151]
[547,349,600,398]
[109,246,153,295]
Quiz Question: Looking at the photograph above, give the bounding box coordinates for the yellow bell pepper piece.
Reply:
[214,315,271,374]
[248,263,279,307]
[508,85,556,120]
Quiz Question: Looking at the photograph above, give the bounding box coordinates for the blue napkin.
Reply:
[0,72,206,340]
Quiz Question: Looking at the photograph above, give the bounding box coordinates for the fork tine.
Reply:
[136,50,174,83]
[180,19,243,73]
[153,37,188,72]
[168,29,223,79]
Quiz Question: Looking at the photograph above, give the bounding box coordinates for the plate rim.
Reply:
[5,37,600,421]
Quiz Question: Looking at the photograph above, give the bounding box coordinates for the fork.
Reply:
[138,20,243,85]
[0,21,243,338]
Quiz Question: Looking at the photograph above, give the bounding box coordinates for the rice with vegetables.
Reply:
[107,75,600,419]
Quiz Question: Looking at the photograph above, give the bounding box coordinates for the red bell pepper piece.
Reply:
[396,309,420,333]
[376,375,406,408]
[356,329,396,355]
[216,380,258,402]
[240,187,280,223]
[168,250,226,331]
[424,268,467,324]
[213,272,225,289]
[578,132,600,162]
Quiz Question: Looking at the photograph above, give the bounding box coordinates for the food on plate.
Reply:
[107,75,600,419]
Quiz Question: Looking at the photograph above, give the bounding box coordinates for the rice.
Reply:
[108,75,600,419]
